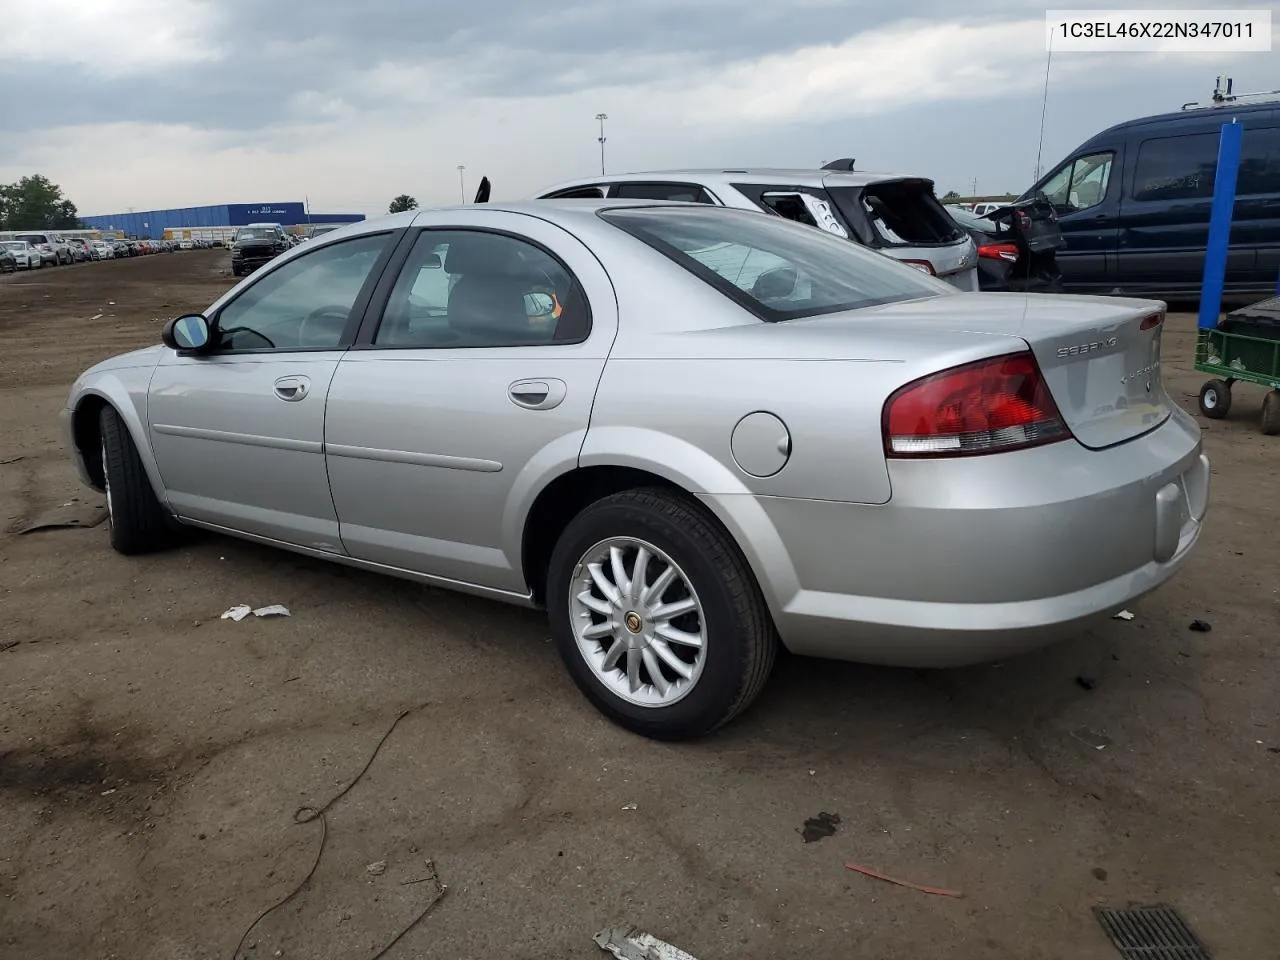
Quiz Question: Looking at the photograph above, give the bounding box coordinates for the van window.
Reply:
[1133,133,1218,202]
[1041,152,1113,212]
[1240,127,1280,196]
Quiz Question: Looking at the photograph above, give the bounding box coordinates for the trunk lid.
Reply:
[846,293,1172,449]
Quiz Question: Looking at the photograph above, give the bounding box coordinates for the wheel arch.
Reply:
[519,428,800,623]
[69,383,167,501]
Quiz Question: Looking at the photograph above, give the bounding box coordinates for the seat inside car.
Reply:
[444,235,544,344]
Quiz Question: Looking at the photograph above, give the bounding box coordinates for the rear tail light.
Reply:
[977,243,1019,262]
[1140,312,1164,330]
[900,259,936,275]
[883,352,1071,458]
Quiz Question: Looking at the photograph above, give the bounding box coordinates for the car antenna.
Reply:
[1182,76,1280,110]
[473,177,491,204]
[821,158,856,171]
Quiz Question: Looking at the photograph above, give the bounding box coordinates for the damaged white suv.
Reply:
[533,162,980,291]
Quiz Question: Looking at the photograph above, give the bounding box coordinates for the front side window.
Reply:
[601,206,946,322]
[214,233,390,351]
[1040,151,1113,212]
[373,229,591,348]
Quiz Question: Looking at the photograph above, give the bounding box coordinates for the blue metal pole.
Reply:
[1197,120,1243,329]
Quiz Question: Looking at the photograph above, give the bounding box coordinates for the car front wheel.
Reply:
[99,406,176,555]
[546,488,777,740]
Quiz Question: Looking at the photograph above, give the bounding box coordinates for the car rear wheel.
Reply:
[546,488,777,740]
[99,406,176,555]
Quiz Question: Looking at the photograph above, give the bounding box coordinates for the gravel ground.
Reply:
[1,251,1277,960]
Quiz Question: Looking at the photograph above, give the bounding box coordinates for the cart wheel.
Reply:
[1261,390,1280,436]
[1198,379,1232,419]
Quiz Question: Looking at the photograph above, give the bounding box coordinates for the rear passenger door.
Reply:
[323,209,618,594]
[609,182,719,203]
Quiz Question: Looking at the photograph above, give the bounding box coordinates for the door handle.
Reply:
[274,375,311,402]
[508,378,567,410]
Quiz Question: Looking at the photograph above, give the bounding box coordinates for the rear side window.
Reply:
[612,182,716,203]
[828,183,964,246]
[1132,133,1218,201]
[1240,127,1280,196]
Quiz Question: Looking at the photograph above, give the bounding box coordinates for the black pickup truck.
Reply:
[230,225,290,277]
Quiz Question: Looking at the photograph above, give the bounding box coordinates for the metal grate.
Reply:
[1094,905,1212,959]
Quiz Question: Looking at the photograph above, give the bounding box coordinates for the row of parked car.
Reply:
[0,233,213,272]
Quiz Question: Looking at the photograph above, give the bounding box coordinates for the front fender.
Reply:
[577,426,801,623]
[67,373,167,505]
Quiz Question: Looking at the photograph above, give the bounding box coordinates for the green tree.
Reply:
[388,194,418,214]
[0,175,83,230]
[942,190,960,201]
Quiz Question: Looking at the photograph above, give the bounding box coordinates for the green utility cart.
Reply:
[1195,296,1280,435]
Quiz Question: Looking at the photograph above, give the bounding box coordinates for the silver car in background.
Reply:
[534,167,981,290]
[63,201,1206,740]
[1,240,43,270]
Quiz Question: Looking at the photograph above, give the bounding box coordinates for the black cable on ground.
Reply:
[230,704,447,960]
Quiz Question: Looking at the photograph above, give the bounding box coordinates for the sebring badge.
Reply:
[1057,336,1118,358]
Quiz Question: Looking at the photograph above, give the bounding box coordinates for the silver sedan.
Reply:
[63,201,1208,739]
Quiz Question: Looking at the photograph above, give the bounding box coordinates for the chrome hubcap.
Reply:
[569,537,707,707]
[101,444,113,525]
[1204,391,1218,409]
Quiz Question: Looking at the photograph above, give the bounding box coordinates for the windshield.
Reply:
[600,206,949,322]
[235,227,278,241]
[2,241,25,250]
[15,234,48,244]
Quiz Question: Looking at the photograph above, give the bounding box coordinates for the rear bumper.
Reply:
[706,407,1208,667]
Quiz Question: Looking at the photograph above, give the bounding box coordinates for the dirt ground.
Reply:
[1,252,1277,960]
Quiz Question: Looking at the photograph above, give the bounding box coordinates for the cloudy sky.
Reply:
[2,0,1275,218]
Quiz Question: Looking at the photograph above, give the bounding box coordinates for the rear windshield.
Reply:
[828,183,963,247]
[599,206,948,322]
[15,234,48,244]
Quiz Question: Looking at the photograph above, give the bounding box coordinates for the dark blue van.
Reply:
[1020,96,1280,299]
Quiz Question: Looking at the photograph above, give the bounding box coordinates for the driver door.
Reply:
[147,231,398,550]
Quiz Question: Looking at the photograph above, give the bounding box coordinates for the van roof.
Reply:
[1082,99,1275,144]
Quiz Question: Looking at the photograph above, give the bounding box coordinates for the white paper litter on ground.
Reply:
[594,926,700,960]
[1112,609,1135,621]
[252,605,291,618]
[220,604,252,622]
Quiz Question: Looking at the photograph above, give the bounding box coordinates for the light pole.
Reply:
[457,164,466,202]
[595,113,608,175]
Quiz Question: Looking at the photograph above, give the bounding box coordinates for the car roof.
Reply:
[309,199,763,238]
[536,168,929,195]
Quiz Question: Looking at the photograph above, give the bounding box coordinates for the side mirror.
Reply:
[162,314,212,352]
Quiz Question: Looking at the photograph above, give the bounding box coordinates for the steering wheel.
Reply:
[216,325,275,349]
[298,305,350,347]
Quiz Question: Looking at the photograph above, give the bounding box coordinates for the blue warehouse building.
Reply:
[80,202,365,240]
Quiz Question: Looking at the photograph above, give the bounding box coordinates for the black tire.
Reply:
[99,406,175,555]
[231,265,242,277]
[1198,379,1232,419]
[1261,390,1280,436]
[546,488,778,740]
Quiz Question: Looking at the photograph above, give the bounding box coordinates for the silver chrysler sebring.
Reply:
[63,201,1209,740]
